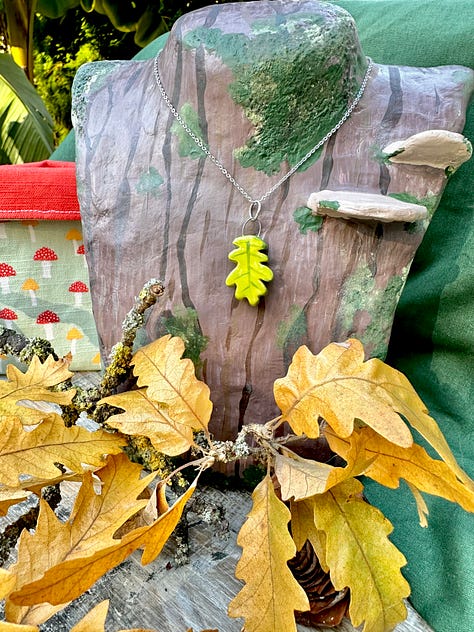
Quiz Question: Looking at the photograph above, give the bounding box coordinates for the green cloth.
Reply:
[332,2,474,631]
[55,3,474,629]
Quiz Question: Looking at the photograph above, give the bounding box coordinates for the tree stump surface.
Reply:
[1,474,433,632]
[73,0,474,442]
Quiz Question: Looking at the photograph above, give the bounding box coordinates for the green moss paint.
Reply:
[171,103,207,159]
[337,263,408,359]
[277,305,308,366]
[389,192,439,233]
[135,167,164,197]
[319,200,340,211]
[162,307,208,368]
[184,10,365,175]
[293,206,323,234]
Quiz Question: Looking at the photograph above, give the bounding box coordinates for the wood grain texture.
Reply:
[73,0,474,443]
[1,481,433,632]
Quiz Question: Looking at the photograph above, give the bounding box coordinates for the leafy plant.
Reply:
[0,52,53,163]
[0,281,473,632]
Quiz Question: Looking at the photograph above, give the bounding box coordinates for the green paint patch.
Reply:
[293,206,323,234]
[171,103,207,159]
[277,305,308,366]
[135,167,164,197]
[389,192,438,221]
[184,10,365,175]
[337,263,408,359]
[162,307,208,368]
[319,199,340,211]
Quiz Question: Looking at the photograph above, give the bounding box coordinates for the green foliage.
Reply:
[0,53,54,163]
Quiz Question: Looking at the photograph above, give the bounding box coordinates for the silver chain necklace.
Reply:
[153,55,373,306]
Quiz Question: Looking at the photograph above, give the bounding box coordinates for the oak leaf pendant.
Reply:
[225,234,274,306]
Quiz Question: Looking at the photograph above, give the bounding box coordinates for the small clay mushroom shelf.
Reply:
[0,263,16,294]
[36,310,60,340]
[33,247,58,279]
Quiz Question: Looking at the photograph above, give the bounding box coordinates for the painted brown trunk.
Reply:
[73,1,473,441]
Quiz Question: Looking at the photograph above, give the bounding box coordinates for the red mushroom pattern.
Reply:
[0,307,18,328]
[69,281,89,306]
[33,247,58,278]
[0,263,16,294]
[36,310,60,340]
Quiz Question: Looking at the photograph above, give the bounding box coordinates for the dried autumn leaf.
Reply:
[102,388,195,456]
[0,569,16,599]
[275,433,372,501]
[10,478,196,607]
[70,600,109,632]
[327,426,474,514]
[0,622,39,631]
[274,340,413,447]
[0,488,30,516]
[311,478,410,632]
[0,356,75,425]
[132,335,212,436]
[228,474,310,631]
[0,416,125,487]
[5,454,154,625]
[290,498,328,572]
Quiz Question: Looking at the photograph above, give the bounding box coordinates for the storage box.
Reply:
[0,160,100,372]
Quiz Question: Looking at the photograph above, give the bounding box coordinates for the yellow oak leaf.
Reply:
[5,454,154,625]
[0,623,39,631]
[327,426,474,514]
[9,478,196,607]
[70,600,109,632]
[0,568,16,599]
[311,478,410,632]
[0,416,125,487]
[127,335,212,437]
[225,234,274,306]
[290,498,328,572]
[274,340,413,447]
[0,488,30,516]
[102,388,195,456]
[228,474,310,631]
[275,433,372,501]
[0,355,75,425]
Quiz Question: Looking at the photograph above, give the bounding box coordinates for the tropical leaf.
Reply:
[225,234,274,306]
[0,355,75,425]
[311,478,410,632]
[274,340,416,447]
[0,416,124,487]
[0,53,53,164]
[275,432,372,501]
[327,426,474,514]
[9,478,196,607]
[102,388,195,456]
[128,335,212,436]
[228,474,310,631]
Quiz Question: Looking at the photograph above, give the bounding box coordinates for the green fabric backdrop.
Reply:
[56,2,474,629]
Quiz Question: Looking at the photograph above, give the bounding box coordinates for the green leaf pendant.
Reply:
[225,234,274,306]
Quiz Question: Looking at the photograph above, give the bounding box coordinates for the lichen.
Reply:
[184,10,366,175]
[337,263,409,359]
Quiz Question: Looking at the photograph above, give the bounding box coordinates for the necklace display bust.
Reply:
[73,0,473,441]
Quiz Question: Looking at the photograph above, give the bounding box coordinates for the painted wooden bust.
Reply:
[73,0,473,441]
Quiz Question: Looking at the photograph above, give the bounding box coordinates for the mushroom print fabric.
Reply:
[0,219,100,372]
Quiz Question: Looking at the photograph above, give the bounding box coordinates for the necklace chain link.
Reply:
[153,55,373,206]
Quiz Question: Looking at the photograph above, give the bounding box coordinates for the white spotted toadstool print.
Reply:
[0,308,17,329]
[36,310,60,340]
[69,281,89,306]
[66,327,84,355]
[33,247,58,278]
[0,263,16,294]
[21,278,40,306]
